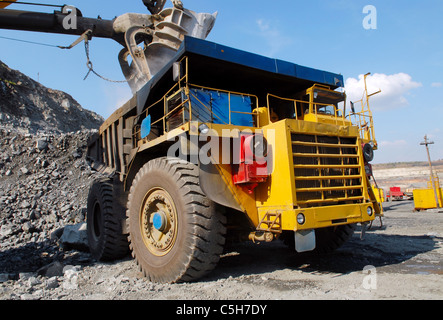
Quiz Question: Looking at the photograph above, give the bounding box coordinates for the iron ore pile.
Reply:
[0,60,107,297]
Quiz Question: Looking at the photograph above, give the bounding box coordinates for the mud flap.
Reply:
[295,229,316,253]
[199,161,243,212]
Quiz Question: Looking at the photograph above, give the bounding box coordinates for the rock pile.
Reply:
[0,129,104,278]
[0,60,110,293]
[0,60,103,134]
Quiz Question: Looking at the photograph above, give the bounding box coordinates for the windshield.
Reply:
[313,89,345,116]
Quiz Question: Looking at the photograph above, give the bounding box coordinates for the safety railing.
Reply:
[187,83,260,127]
[348,72,380,148]
[266,93,348,125]
[133,56,261,142]
[132,56,189,140]
[349,99,376,144]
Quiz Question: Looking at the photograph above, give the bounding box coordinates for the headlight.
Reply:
[367,206,373,216]
[243,134,269,161]
[297,213,306,225]
[198,123,209,134]
[249,135,268,158]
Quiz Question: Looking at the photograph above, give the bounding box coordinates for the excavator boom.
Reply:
[0,0,17,9]
[0,8,121,43]
[0,1,217,93]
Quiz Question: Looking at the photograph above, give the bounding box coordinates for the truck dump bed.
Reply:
[138,36,344,114]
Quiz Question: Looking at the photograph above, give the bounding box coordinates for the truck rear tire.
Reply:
[87,178,130,261]
[126,157,226,283]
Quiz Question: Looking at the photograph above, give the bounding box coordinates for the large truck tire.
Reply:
[126,157,226,283]
[86,178,130,261]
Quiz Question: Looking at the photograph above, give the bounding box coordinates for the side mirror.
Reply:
[350,101,355,114]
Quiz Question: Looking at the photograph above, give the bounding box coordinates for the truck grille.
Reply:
[291,133,363,207]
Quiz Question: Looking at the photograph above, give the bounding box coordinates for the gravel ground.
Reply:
[1,200,442,301]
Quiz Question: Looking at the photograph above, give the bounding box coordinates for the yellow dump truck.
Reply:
[86,36,381,283]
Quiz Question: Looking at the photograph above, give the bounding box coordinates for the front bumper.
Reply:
[259,202,375,232]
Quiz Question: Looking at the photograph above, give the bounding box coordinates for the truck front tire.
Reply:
[126,157,226,283]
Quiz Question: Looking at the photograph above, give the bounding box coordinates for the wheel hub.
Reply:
[152,211,167,231]
[140,188,177,256]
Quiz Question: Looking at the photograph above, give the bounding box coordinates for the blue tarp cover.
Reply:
[189,88,253,126]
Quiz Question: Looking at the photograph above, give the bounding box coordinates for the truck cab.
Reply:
[301,85,348,124]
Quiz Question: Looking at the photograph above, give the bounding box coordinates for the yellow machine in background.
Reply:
[414,175,443,210]
[372,184,385,203]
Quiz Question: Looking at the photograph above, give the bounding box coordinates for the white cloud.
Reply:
[379,140,408,147]
[431,82,442,88]
[345,73,422,111]
[255,19,292,57]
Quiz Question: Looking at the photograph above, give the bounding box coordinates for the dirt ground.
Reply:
[3,200,441,301]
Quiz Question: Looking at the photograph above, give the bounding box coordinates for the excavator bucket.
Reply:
[0,0,17,9]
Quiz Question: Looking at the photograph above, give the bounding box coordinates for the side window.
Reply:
[267,95,296,121]
[316,105,335,115]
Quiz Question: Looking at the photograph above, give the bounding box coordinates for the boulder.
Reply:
[37,261,64,277]
[59,222,89,252]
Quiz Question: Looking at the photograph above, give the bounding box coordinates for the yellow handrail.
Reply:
[188,83,260,126]
[266,93,347,125]
[133,70,261,141]
[349,73,380,147]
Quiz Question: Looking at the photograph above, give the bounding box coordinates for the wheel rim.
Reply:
[140,187,178,256]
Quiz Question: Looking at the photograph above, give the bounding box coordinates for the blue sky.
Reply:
[1,0,442,163]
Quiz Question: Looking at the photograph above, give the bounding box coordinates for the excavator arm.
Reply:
[0,0,216,93]
[0,0,17,9]
[0,7,121,43]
